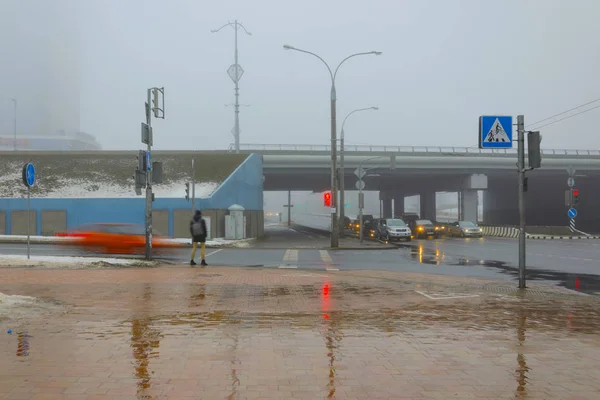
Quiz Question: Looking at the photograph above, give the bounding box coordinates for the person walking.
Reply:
[190,210,208,266]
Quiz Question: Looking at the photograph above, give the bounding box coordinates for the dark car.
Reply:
[375,218,412,242]
[360,215,376,237]
[409,219,439,239]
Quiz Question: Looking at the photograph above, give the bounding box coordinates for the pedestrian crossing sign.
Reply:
[479,116,513,149]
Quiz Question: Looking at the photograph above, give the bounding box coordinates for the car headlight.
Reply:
[418,227,424,231]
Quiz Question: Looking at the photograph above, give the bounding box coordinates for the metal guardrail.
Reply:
[229,143,600,156]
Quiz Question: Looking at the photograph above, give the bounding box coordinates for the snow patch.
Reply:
[0,254,150,269]
[0,291,64,322]
[42,179,219,198]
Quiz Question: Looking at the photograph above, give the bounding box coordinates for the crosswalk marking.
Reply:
[280,249,298,268]
[319,250,332,264]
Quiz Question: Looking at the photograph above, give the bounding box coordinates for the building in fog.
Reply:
[0,0,83,146]
[0,131,102,151]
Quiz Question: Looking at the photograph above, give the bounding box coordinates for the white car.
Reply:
[377,218,412,241]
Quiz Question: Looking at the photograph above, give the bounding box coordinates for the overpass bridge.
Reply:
[2,144,600,232]
[233,143,600,232]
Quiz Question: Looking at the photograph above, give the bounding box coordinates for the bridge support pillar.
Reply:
[420,192,436,221]
[393,195,404,218]
[460,190,479,223]
[379,191,394,218]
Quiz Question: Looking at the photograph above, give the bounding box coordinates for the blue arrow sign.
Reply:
[146,151,151,171]
[24,163,36,187]
[568,208,577,218]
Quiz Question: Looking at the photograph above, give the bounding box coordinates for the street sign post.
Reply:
[479,116,513,149]
[355,180,365,190]
[568,208,577,219]
[21,163,35,260]
[353,168,366,179]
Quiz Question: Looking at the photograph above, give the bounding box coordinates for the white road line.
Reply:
[415,290,480,300]
[206,249,223,257]
[320,250,333,264]
[326,268,339,271]
[280,249,298,268]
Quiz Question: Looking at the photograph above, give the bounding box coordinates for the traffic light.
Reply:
[185,182,190,201]
[323,191,332,207]
[573,189,580,205]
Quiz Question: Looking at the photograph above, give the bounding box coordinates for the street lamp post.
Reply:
[339,107,378,237]
[212,21,252,154]
[11,98,17,151]
[283,44,381,248]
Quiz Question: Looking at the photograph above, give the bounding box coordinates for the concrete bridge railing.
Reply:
[230,143,600,157]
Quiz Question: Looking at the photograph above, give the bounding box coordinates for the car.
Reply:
[448,221,483,237]
[55,223,181,255]
[349,219,361,234]
[375,218,412,242]
[360,215,376,237]
[434,221,451,236]
[408,219,439,239]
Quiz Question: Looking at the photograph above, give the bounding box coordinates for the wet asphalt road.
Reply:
[1,226,600,295]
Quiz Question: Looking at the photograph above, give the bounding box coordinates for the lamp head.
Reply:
[283,44,295,50]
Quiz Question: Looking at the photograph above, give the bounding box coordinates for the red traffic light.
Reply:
[573,189,579,196]
[324,191,332,207]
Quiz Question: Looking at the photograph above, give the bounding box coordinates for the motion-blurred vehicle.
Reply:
[375,218,412,242]
[447,221,483,237]
[55,223,181,255]
[408,219,439,239]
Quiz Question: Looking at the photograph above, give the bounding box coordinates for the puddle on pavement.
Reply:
[404,245,600,296]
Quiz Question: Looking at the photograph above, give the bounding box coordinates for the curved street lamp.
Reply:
[283,44,382,247]
[339,107,379,235]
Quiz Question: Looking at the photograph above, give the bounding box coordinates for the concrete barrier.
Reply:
[482,226,519,238]
[482,226,600,240]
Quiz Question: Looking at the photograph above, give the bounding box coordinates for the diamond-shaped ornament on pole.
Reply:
[227,64,244,83]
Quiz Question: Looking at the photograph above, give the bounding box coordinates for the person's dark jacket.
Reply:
[190,212,208,243]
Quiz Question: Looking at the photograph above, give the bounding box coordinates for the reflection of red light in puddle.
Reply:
[576,277,580,290]
[321,282,330,315]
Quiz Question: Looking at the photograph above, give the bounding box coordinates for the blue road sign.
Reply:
[568,208,577,218]
[146,151,151,171]
[22,163,36,187]
[479,116,513,149]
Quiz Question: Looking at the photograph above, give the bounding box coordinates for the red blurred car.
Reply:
[56,223,181,255]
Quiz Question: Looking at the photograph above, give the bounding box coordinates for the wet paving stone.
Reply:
[1,267,600,399]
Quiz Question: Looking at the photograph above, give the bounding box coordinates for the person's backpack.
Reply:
[192,219,205,236]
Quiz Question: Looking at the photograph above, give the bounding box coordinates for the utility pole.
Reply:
[11,98,17,151]
[517,115,526,289]
[211,21,252,154]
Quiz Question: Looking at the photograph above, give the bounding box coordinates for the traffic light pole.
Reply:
[145,89,153,260]
[517,115,526,289]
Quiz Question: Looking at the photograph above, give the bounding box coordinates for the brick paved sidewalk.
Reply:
[1,266,600,399]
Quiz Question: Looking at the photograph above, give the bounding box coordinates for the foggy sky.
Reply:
[1,0,600,150]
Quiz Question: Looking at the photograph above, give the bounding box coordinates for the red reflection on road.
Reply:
[322,282,330,319]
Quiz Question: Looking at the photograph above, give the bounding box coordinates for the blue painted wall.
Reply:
[0,153,263,236]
